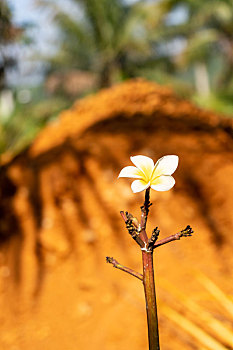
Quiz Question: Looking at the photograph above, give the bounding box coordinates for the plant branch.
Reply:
[120,211,144,248]
[154,225,193,249]
[106,257,143,281]
[148,227,160,251]
[108,172,193,350]
[140,187,151,243]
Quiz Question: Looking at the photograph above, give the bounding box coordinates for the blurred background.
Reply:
[1,0,233,156]
[0,1,233,350]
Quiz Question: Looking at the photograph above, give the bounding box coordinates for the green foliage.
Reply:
[39,0,158,87]
[194,92,233,117]
[161,0,233,93]
[40,0,233,103]
[0,92,70,155]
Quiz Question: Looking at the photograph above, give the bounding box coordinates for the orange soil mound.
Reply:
[1,79,233,350]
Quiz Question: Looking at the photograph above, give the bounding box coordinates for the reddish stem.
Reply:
[106,257,143,281]
[140,188,160,350]
[142,250,160,350]
[140,187,150,243]
[154,226,193,249]
[154,232,180,248]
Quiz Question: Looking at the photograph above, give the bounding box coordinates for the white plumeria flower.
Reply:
[118,155,179,193]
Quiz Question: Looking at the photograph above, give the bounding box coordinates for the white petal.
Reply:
[151,175,175,191]
[118,166,143,179]
[153,155,179,178]
[131,179,150,193]
[130,155,154,180]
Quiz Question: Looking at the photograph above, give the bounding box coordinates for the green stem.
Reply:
[142,250,160,350]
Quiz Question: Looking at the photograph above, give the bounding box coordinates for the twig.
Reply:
[140,187,151,243]
[125,211,140,229]
[120,211,144,248]
[106,257,143,281]
[154,225,193,249]
[148,227,160,250]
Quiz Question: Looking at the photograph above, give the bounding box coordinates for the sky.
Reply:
[7,0,85,86]
[9,0,54,52]
[7,0,57,86]
[10,0,41,24]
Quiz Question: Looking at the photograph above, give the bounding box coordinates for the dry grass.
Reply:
[161,273,233,350]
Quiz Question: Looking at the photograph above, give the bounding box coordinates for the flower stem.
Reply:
[141,188,160,350]
[142,250,160,350]
[140,187,151,243]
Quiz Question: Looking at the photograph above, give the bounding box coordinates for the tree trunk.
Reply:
[194,62,210,96]
[99,61,112,88]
